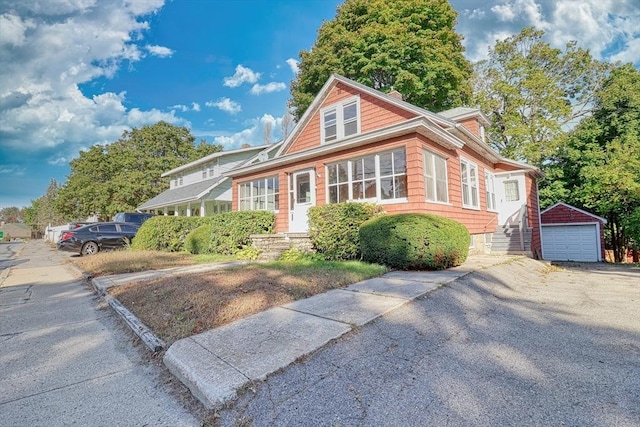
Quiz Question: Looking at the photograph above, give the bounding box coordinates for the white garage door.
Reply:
[542,224,599,262]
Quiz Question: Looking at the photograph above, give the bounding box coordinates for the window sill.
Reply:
[425,200,453,206]
[462,205,481,211]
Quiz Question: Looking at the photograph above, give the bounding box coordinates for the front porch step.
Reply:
[250,233,314,261]
[491,225,532,253]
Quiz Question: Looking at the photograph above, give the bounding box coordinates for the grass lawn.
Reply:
[70,250,387,346]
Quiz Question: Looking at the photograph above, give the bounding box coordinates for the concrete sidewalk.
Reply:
[93,254,514,409]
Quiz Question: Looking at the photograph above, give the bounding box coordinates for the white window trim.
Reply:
[238,176,280,212]
[423,149,449,204]
[325,148,408,204]
[460,158,480,210]
[320,96,361,144]
[485,171,497,212]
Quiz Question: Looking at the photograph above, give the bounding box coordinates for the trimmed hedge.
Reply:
[308,202,385,260]
[184,224,213,254]
[359,213,469,270]
[132,216,207,252]
[207,211,275,255]
[132,211,275,254]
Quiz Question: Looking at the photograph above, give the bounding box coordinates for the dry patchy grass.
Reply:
[108,260,386,345]
[71,249,235,276]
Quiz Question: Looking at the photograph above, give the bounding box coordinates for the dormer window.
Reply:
[321,96,360,144]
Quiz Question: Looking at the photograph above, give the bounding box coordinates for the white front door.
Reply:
[289,169,315,232]
[496,173,525,225]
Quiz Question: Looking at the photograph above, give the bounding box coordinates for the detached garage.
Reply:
[541,203,607,262]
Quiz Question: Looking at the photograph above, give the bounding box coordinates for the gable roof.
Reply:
[162,144,270,178]
[137,175,227,210]
[231,73,540,178]
[541,202,607,223]
[438,107,490,126]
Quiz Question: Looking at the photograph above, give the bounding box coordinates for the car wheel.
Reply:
[81,241,99,256]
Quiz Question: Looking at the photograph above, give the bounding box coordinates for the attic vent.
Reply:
[388,90,403,100]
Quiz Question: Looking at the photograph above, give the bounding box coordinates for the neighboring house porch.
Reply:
[138,144,278,216]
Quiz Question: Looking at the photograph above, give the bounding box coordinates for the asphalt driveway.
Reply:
[217,258,640,426]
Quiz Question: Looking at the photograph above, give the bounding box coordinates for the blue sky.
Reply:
[1,0,639,210]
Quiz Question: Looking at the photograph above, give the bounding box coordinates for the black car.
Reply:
[113,212,154,225]
[57,222,140,256]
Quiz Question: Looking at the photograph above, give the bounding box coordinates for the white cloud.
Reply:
[211,113,284,149]
[0,0,177,158]
[250,82,287,95]
[286,58,300,74]
[223,65,261,88]
[170,102,201,113]
[146,44,174,57]
[451,0,640,66]
[206,97,242,114]
[0,165,26,176]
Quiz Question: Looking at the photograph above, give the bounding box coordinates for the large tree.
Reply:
[289,0,472,120]
[472,27,612,166]
[541,64,640,261]
[0,206,21,223]
[56,121,222,220]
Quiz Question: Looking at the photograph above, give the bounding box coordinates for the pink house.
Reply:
[227,74,543,257]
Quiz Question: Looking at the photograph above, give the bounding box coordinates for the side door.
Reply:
[289,169,315,233]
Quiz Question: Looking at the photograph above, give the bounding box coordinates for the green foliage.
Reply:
[472,27,612,167]
[308,202,385,260]
[278,247,324,262]
[132,212,276,254]
[234,246,261,260]
[207,211,275,255]
[56,122,222,220]
[184,224,213,254]
[359,213,469,270]
[132,216,207,252]
[31,179,68,226]
[539,64,640,261]
[289,0,471,119]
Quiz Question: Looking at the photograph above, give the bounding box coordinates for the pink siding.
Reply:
[285,82,417,155]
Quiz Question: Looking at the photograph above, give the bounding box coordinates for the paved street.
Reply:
[0,240,201,427]
[218,258,640,426]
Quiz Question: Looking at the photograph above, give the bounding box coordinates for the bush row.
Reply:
[132,211,275,254]
[133,203,469,270]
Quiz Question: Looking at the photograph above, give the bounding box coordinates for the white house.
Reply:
[137,143,280,216]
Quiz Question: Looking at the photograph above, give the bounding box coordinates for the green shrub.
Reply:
[207,211,275,255]
[184,224,213,254]
[132,211,275,254]
[308,202,385,260]
[132,216,207,252]
[234,245,261,260]
[359,213,469,270]
[278,247,324,262]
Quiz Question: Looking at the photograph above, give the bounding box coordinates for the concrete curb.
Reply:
[162,258,506,409]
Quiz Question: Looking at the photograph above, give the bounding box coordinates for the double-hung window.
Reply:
[321,97,360,143]
[460,158,479,209]
[327,148,407,203]
[485,172,497,211]
[239,176,279,211]
[423,150,448,203]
